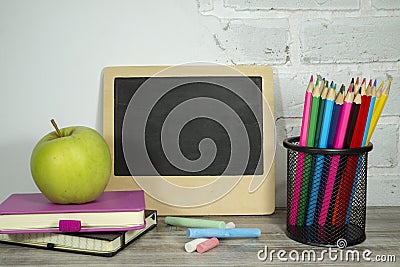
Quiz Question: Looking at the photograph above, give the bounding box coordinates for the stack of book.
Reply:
[0,190,157,256]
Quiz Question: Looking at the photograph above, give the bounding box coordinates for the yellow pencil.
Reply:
[373,81,385,114]
[366,78,392,144]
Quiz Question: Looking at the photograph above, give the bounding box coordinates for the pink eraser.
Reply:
[196,237,219,254]
[59,220,81,232]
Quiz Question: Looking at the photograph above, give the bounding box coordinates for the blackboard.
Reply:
[113,76,263,177]
[102,65,275,215]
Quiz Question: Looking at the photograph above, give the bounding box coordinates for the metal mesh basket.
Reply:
[283,136,373,247]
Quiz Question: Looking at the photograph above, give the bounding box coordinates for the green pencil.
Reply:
[297,80,322,226]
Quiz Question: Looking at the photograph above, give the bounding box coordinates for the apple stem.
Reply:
[51,119,62,138]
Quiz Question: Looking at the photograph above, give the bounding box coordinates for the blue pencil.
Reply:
[361,80,377,146]
[327,85,345,148]
[314,81,329,147]
[306,85,336,226]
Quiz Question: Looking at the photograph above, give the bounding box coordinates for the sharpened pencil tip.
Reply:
[310,75,313,83]
[373,79,377,87]
[362,78,366,85]
[356,77,359,85]
[368,79,372,87]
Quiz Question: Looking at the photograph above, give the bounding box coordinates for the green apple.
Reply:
[30,120,112,204]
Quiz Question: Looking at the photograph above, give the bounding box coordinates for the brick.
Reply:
[214,19,289,64]
[225,0,359,10]
[367,176,400,206]
[275,73,314,118]
[300,17,400,63]
[197,0,213,12]
[369,118,398,168]
[371,0,400,10]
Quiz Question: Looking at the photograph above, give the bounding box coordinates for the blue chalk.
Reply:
[186,228,261,238]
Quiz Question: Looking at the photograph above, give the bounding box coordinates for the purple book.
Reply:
[0,190,146,234]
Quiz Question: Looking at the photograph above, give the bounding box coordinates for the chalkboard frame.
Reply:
[103,65,275,215]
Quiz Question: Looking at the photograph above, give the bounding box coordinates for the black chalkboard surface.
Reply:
[113,76,263,176]
[103,65,275,215]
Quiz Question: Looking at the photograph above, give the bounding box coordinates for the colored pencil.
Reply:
[346,80,376,223]
[297,79,322,226]
[299,76,315,146]
[366,78,392,144]
[353,77,360,95]
[343,90,361,148]
[332,83,368,226]
[318,86,354,226]
[362,80,377,146]
[351,79,372,148]
[334,87,355,148]
[327,85,344,148]
[306,85,336,226]
[290,75,314,226]
[307,81,323,147]
[314,81,329,147]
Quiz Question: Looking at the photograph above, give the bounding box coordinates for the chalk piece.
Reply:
[186,228,261,238]
[196,237,219,254]
[165,216,226,228]
[225,222,235,228]
[184,238,209,253]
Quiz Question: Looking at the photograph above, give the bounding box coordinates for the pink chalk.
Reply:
[196,237,219,254]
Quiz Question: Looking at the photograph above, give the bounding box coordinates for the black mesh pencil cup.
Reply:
[283,136,373,247]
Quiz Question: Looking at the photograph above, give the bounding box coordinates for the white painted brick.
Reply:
[369,119,399,168]
[214,19,289,64]
[274,72,367,119]
[274,73,308,119]
[197,0,213,12]
[300,17,400,63]
[367,176,400,206]
[224,0,359,10]
[372,0,400,10]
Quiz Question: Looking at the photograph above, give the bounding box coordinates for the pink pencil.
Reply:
[290,75,314,226]
[318,85,354,226]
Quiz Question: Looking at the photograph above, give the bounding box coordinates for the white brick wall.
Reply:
[199,0,400,207]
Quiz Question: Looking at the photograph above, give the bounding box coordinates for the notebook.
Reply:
[0,210,157,257]
[0,190,145,234]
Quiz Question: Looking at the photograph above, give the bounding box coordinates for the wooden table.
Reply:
[1,207,399,266]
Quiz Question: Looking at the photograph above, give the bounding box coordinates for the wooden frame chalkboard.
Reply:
[103,65,275,215]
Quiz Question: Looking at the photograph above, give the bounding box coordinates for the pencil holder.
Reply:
[283,136,373,247]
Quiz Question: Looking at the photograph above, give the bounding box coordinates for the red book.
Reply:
[0,190,146,234]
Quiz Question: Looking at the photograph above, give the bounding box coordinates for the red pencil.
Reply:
[350,79,372,148]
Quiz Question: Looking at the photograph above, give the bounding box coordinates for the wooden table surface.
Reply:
[1,207,399,266]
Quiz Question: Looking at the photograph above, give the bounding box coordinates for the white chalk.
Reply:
[225,222,236,228]
[184,238,208,253]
